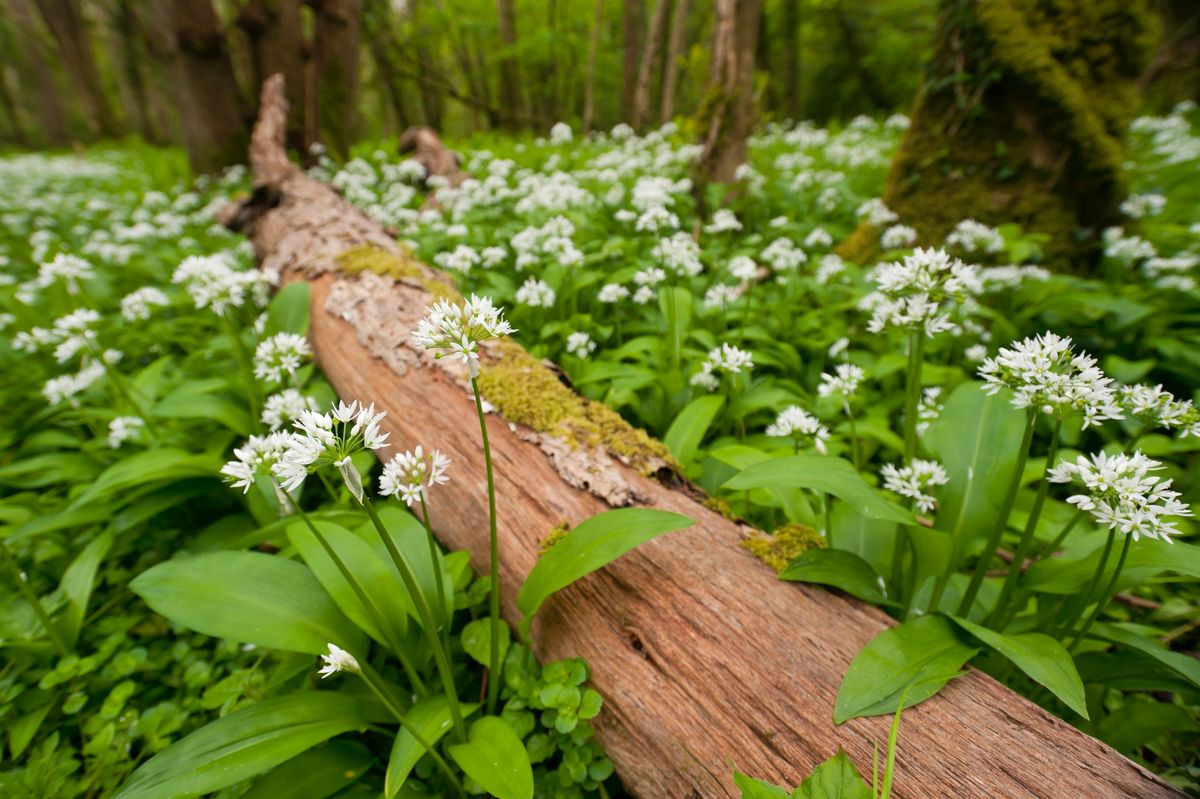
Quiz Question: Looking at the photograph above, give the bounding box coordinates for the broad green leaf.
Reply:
[732,769,789,798]
[1024,539,1200,593]
[265,282,312,336]
[461,617,510,668]
[780,549,891,606]
[448,716,534,799]
[791,750,872,799]
[1088,623,1200,690]
[0,453,101,488]
[1095,697,1200,756]
[724,455,916,525]
[7,504,112,543]
[243,740,372,799]
[8,703,53,759]
[663,395,724,466]
[358,505,455,631]
[130,551,364,655]
[59,530,114,647]
[949,616,1088,719]
[288,520,410,649]
[835,615,976,724]
[517,508,693,632]
[153,388,253,434]
[113,692,366,799]
[74,449,222,506]
[386,695,478,797]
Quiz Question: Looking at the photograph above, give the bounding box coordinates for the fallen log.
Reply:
[228,75,1184,799]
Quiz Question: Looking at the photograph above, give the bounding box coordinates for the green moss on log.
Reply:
[741,523,826,572]
[334,244,460,300]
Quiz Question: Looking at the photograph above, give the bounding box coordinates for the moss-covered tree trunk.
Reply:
[844,0,1158,268]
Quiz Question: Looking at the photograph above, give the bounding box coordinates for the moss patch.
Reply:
[539,522,571,554]
[477,339,678,476]
[335,244,460,301]
[741,523,826,572]
[702,495,737,522]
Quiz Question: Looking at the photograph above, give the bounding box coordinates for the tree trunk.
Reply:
[840,0,1159,269]
[0,58,28,145]
[622,0,644,123]
[658,0,690,123]
[694,0,762,187]
[828,1,890,110]
[237,0,305,153]
[407,0,444,130]
[582,0,604,133]
[496,0,523,129]
[224,75,1187,799]
[37,0,119,138]
[632,0,671,130]
[6,0,73,144]
[159,0,250,173]
[310,0,363,159]
[781,0,800,118]
[362,0,414,132]
[111,0,167,144]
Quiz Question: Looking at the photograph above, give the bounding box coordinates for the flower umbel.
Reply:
[881,459,949,514]
[253,333,312,384]
[275,401,391,501]
[379,446,451,506]
[318,643,360,678]
[1048,451,1192,543]
[412,295,516,378]
[766,406,830,453]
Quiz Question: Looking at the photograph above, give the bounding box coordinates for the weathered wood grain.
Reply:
[229,75,1184,799]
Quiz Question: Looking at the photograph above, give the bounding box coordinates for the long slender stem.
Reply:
[362,498,467,742]
[1049,528,1116,639]
[824,492,834,548]
[664,284,680,370]
[1044,510,1084,555]
[419,493,452,657]
[223,315,263,430]
[86,343,160,444]
[281,485,427,695]
[956,411,1036,617]
[990,417,1063,627]
[0,536,69,656]
[1067,532,1132,653]
[846,401,861,471]
[469,376,502,715]
[903,333,925,461]
[356,662,465,797]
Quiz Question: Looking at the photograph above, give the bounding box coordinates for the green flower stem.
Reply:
[1049,527,1116,639]
[824,492,834,549]
[1044,510,1084,556]
[419,492,452,658]
[362,497,467,743]
[280,484,427,695]
[902,332,925,461]
[86,343,159,444]
[222,315,262,430]
[1067,531,1132,654]
[356,661,466,797]
[0,536,69,656]
[663,284,680,370]
[846,401,861,471]
[469,376,502,716]
[989,417,1063,627]
[955,411,1036,617]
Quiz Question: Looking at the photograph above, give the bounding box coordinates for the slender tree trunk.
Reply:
[37,0,119,137]
[0,61,28,145]
[237,0,305,152]
[111,0,167,144]
[694,0,763,187]
[781,0,800,118]
[311,0,363,159]
[407,0,443,129]
[632,0,671,130]
[659,0,689,123]
[7,0,71,144]
[495,0,523,129]
[582,0,604,133]
[622,0,644,123]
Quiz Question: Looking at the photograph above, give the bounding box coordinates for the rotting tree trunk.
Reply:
[225,76,1186,799]
[310,0,362,159]
[495,0,523,130]
[632,0,671,131]
[37,0,119,138]
[397,126,467,189]
[694,0,763,188]
[659,0,690,124]
[237,0,305,153]
[839,0,1159,269]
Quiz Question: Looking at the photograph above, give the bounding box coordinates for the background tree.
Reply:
[37,0,120,138]
[310,0,363,159]
[495,0,523,129]
[632,0,670,130]
[658,0,690,123]
[695,0,763,187]
[236,0,305,152]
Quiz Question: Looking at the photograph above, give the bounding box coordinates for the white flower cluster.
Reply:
[880,459,949,513]
[804,227,833,250]
[412,295,515,378]
[916,386,944,435]
[945,219,1005,255]
[276,401,391,500]
[1048,452,1192,542]
[863,247,981,337]
[704,283,741,309]
[979,333,1122,427]
[510,216,582,271]
[1102,227,1157,266]
[433,244,482,273]
[107,415,144,449]
[565,331,596,358]
[691,343,753,391]
[979,265,1051,292]
[761,237,807,273]
[379,445,450,506]
[855,198,899,227]
[1118,384,1200,437]
[262,388,320,431]
[120,286,170,321]
[220,431,297,493]
[28,253,95,298]
[172,254,270,317]
[43,361,107,406]
[880,224,917,250]
[652,232,703,278]
[549,122,573,145]
[728,256,759,283]
[598,283,630,304]
[319,642,360,678]
[1120,193,1166,219]
[705,209,742,234]
[818,363,866,400]
[766,406,830,453]
[253,333,311,384]
[516,277,556,308]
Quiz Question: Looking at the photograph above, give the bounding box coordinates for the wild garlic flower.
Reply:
[916,386,944,435]
[1118,384,1200,435]
[1102,227,1157,266]
[549,122,573,144]
[855,198,899,227]
[565,331,596,358]
[43,361,106,406]
[815,254,846,284]
[692,343,753,391]
[379,445,450,506]
[1048,452,1192,543]
[481,246,507,268]
[979,333,1122,428]
[1119,193,1165,219]
[945,219,1005,255]
[880,224,917,250]
[818,363,866,400]
[804,227,833,250]
[704,284,741,309]
[705,209,742,234]
[318,643,360,678]
[728,256,759,283]
[881,459,949,513]
[221,432,296,493]
[632,286,656,305]
[172,254,270,316]
[276,401,391,501]
[107,416,144,449]
[36,253,95,295]
[633,267,666,287]
[412,295,515,378]
[979,265,1051,292]
[434,244,481,273]
[515,277,556,308]
[120,287,170,321]
[598,283,630,303]
[634,205,680,233]
[261,388,319,431]
[766,406,830,453]
[761,237,807,272]
[48,309,101,363]
[652,233,703,278]
[254,333,311,384]
[864,247,981,337]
